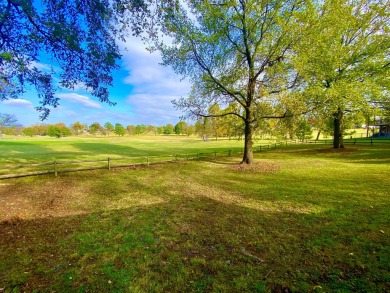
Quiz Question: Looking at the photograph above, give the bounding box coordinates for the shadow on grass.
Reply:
[265,144,390,165]
[1,192,388,292]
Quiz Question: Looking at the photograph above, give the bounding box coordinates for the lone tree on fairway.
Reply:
[0,0,146,119]
[142,0,308,164]
[114,123,126,136]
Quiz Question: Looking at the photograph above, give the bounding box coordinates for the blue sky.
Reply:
[1,36,191,127]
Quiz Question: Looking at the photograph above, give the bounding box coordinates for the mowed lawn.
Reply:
[0,135,249,164]
[0,140,389,292]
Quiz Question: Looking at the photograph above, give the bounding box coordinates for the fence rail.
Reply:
[1,138,388,180]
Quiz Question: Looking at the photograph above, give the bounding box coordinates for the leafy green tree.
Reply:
[47,123,72,138]
[185,124,195,137]
[209,104,226,141]
[104,122,114,136]
[221,103,244,140]
[163,124,174,135]
[174,121,188,135]
[22,127,35,137]
[2,125,22,136]
[71,121,84,135]
[30,124,48,136]
[156,126,165,135]
[294,0,390,148]
[148,0,307,163]
[195,118,212,141]
[89,122,102,135]
[295,118,313,142]
[114,123,126,136]
[135,124,147,135]
[147,125,157,135]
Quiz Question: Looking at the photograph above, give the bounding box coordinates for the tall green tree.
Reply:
[71,121,84,135]
[294,0,390,148]
[47,123,72,138]
[104,122,114,136]
[114,123,126,136]
[150,0,307,163]
[89,122,102,135]
[163,124,174,135]
[174,121,188,135]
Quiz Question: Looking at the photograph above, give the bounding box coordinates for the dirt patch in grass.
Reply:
[227,161,280,173]
[0,177,90,223]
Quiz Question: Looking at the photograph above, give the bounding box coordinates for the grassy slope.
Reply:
[0,143,389,292]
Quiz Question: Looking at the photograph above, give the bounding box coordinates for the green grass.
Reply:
[0,141,389,292]
[0,135,253,164]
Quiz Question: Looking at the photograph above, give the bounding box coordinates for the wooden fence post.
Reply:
[147,156,149,166]
[108,157,111,170]
[54,161,57,177]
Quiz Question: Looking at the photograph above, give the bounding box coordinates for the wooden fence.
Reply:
[1,138,388,180]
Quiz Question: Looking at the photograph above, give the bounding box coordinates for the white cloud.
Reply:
[57,93,102,109]
[2,99,34,108]
[30,61,53,72]
[120,35,191,125]
[126,94,183,125]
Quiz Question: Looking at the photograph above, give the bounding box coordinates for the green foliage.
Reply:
[89,122,102,135]
[70,121,84,135]
[174,121,188,135]
[0,0,129,118]
[135,124,148,135]
[114,123,126,136]
[295,119,313,141]
[104,122,114,132]
[163,124,174,135]
[294,0,390,146]
[47,123,72,138]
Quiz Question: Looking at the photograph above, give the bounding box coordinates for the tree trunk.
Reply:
[333,108,344,149]
[241,107,254,164]
[316,130,321,141]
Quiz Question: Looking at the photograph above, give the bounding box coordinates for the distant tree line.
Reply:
[2,107,380,140]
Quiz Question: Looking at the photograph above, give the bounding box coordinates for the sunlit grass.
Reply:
[0,143,389,292]
[0,135,252,164]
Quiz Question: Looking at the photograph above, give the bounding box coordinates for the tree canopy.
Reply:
[0,0,145,119]
[136,0,389,161]
[147,0,309,163]
[293,0,390,148]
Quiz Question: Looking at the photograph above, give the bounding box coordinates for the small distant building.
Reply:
[371,120,389,138]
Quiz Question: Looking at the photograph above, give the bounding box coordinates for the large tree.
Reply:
[293,0,390,148]
[0,0,145,119]
[145,0,308,164]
